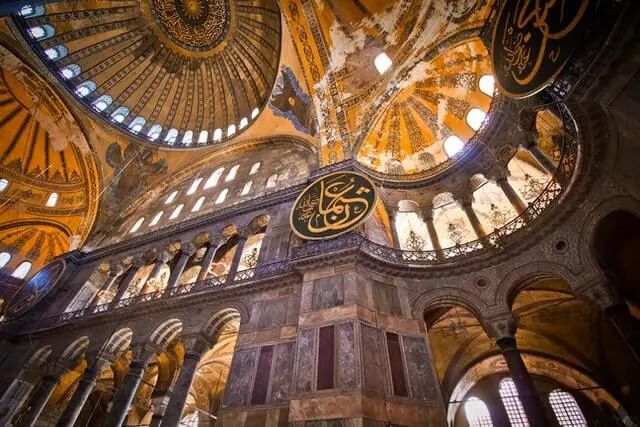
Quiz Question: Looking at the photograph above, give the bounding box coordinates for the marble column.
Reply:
[496,177,528,215]
[527,143,557,175]
[160,337,209,427]
[0,371,36,426]
[22,373,60,427]
[57,357,108,427]
[460,201,489,246]
[496,337,550,427]
[165,244,196,294]
[103,347,155,427]
[88,263,123,308]
[423,212,442,252]
[226,233,248,282]
[196,241,220,282]
[113,258,146,303]
[141,252,171,294]
[149,394,171,427]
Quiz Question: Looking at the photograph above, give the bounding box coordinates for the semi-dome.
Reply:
[12,0,282,147]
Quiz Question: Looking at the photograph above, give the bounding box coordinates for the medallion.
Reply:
[5,259,66,319]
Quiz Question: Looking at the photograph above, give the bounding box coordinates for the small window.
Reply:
[251,108,260,119]
[198,130,208,143]
[165,191,178,204]
[213,128,223,142]
[227,124,236,137]
[443,135,464,157]
[499,378,529,427]
[0,179,9,192]
[215,189,228,204]
[374,52,393,74]
[239,117,248,129]
[130,217,144,233]
[12,262,32,279]
[61,64,82,79]
[479,74,496,97]
[0,252,11,269]
[549,390,587,426]
[464,397,494,427]
[466,108,487,131]
[204,168,224,189]
[28,24,54,40]
[164,128,178,144]
[241,181,252,195]
[19,5,34,16]
[44,45,67,61]
[225,165,239,182]
[182,130,193,144]
[128,116,146,134]
[147,124,163,140]
[192,196,205,212]
[249,162,261,175]
[150,211,163,226]
[46,192,58,207]
[75,81,96,98]
[170,204,184,219]
[266,173,278,188]
[111,107,129,123]
[19,5,44,17]
[92,95,112,112]
[187,177,203,195]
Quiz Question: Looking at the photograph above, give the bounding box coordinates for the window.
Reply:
[147,124,163,140]
[443,135,464,157]
[466,108,487,131]
[249,162,261,175]
[164,128,178,143]
[227,124,236,137]
[386,332,408,396]
[239,117,248,129]
[241,181,252,195]
[12,262,32,279]
[92,95,112,112]
[75,81,96,98]
[28,24,54,40]
[266,173,278,188]
[225,165,239,182]
[61,64,82,79]
[130,217,144,233]
[464,397,494,427]
[499,378,530,427]
[111,107,129,123]
[251,108,260,119]
[182,130,193,144]
[150,211,163,226]
[205,168,224,189]
[19,5,33,16]
[215,189,228,204]
[198,130,208,143]
[479,74,496,97]
[549,390,586,426]
[213,128,222,142]
[0,179,8,192]
[170,204,184,219]
[46,192,58,207]
[374,52,393,74]
[165,191,178,204]
[19,5,44,17]
[128,116,146,134]
[192,196,205,212]
[187,177,203,195]
[44,45,67,60]
[0,252,11,269]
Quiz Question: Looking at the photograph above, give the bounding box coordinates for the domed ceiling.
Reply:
[12,0,282,146]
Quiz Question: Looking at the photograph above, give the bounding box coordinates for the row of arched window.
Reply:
[0,178,58,207]
[0,252,32,279]
[464,378,587,427]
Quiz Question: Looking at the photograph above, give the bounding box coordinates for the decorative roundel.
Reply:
[290,171,377,240]
[5,259,66,319]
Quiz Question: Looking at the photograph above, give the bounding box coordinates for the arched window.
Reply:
[75,81,96,98]
[443,135,464,157]
[0,252,11,269]
[92,95,112,112]
[12,261,32,279]
[479,74,496,97]
[165,128,178,144]
[0,178,9,192]
[225,165,239,182]
[165,191,178,204]
[28,24,54,40]
[374,52,393,74]
[192,196,205,212]
[111,107,129,123]
[466,108,487,131]
[227,124,236,137]
[46,192,58,207]
[147,124,163,140]
[182,130,193,144]
[170,204,184,219]
[150,211,163,226]
[239,117,248,129]
[128,116,146,134]
[499,378,530,426]
[19,5,44,17]
[215,189,228,204]
[44,45,68,61]
[198,130,208,143]
[464,397,494,427]
[187,177,203,195]
[241,181,252,195]
[130,217,144,233]
[61,64,81,79]
[213,128,222,142]
[205,167,224,189]
[549,390,587,426]
[249,162,261,175]
[251,107,260,119]
[266,173,278,188]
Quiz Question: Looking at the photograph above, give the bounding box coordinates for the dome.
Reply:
[13,0,282,147]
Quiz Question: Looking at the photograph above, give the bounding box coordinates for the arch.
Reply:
[60,63,81,79]
[149,318,183,348]
[239,117,248,129]
[103,328,133,355]
[92,95,112,112]
[187,177,203,195]
[182,130,193,144]
[0,178,8,192]
[61,336,90,362]
[27,345,53,367]
[147,124,163,140]
[44,45,68,61]
[240,181,252,195]
[165,128,178,143]
[75,81,96,97]
[415,287,489,323]
[128,116,146,133]
[249,162,261,175]
[202,309,241,343]
[110,106,129,123]
[464,397,494,427]
[265,173,278,188]
[198,130,208,143]
[46,192,58,207]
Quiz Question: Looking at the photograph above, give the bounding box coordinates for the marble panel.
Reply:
[372,281,401,316]
[402,335,438,401]
[312,275,344,310]
[269,340,296,402]
[336,322,358,389]
[360,323,386,394]
[224,347,258,408]
[258,298,289,329]
[295,328,316,392]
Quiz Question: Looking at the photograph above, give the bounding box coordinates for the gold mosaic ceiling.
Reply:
[12,0,282,146]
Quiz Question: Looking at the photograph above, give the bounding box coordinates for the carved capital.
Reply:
[131,343,158,362]
[574,276,622,310]
[481,312,518,341]
[132,257,147,269]
[182,333,211,358]
[108,261,124,277]
[181,243,197,256]
[157,251,173,264]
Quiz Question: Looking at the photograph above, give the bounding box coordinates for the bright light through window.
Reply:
[249,162,260,175]
[466,108,487,131]
[170,204,184,219]
[165,191,178,204]
[215,189,228,204]
[12,261,32,279]
[464,397,494,427]
[499,378,530,427]
[182,130,193,144]
[479,74,496,97]
[187,177,202,195]
[46,192,58,207]
[0,179,8,192]
[443,135,464,157]
[213,128,222,142]
[227,124,236,137]
[239,117,248,129]
[192,196,205,212]
[374,52,393,74]
[44,48,59,60]
[0,252,10,269]
[198,130,208,143]
[241,181,252,195]
[150,211,163,226]
[205,168,224,189]
[251,108,259,119]
[549,390,587,426]
[130,217,144,233]
[225,165,239,182]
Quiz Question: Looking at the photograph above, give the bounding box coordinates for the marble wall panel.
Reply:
[295,328,316,392]
[224,347,258,408]
[402,335,438,401]
[360,323,386,394]
[312,276,344,310]
[270,340,296,402]
[257,298,289,329]
[336,322,358,389]
[372,280,401,316]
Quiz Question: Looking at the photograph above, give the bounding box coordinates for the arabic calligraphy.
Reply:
[291,172,377,240]
[492,0,593,98]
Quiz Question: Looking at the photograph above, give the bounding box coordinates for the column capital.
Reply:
[481,312,518,341]
[574,276,623,310]
[108,261,124,277]
[181,243,197,256]
[157,251,173,264]
[131,343,158,362]
[131,257,147,269]
[182,334,211,359]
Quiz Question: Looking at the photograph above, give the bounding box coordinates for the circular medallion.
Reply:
[5,259,66,319]
[150,0,230,51]
[290,171,378,240]
[491,0,595,98]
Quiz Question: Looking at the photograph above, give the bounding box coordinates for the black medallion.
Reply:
[5,259,66,319]
[290,171,377,240]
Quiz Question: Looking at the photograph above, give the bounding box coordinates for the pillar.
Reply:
[57,357,108,427]
[160,337,209,427]
[197,240,220,282]
[21,373,60,427]
[496,177,528,215]
[0,372,36,425]
[103,346,155,427]
[89,263,123,308]
[226,232,248,282]
[141,252,171,294]
[149,394,171,427]
[113,258,145,303]
[527,143,557,175]
[423,212,442,252]
[165,244,196,294]
[460,200,489,246]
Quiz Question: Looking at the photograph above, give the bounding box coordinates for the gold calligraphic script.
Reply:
[6,259,66,319]
[491,0,595,98]
[290,171,377,240]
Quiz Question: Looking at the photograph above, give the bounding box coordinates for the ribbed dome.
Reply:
[13,0,282,147]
